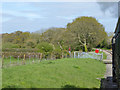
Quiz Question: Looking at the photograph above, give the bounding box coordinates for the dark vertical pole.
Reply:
[112,37,116,82]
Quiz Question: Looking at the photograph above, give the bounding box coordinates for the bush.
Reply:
[27,41,35,48]
[36,42,53,53]
[53,48,62,59]
[2,48,39,52]
[2,42,19,49]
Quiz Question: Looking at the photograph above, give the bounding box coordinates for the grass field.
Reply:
[2,58,106,88]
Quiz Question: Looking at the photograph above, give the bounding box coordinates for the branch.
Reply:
[57,42,63,50]
[77,34,84,45]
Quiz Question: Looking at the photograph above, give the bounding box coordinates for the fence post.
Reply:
[32,55,34,63]
[22,54,26,65]
[2,55,4,68]
[24,54,25,61]
[10,56,11,64]
[24,54,26,64]
[62,52,63,59]
[40,53,42,61]
[18,56,19,64]
[29,55,30,64]
[74,52,75,58]
[100,53,103,61]
[36,55,37,63]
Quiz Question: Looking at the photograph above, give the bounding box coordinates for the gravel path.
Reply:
[102,50,112,78]
[101,50,118,88]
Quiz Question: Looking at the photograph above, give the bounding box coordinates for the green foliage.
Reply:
[2,48,39,52]
[36,42,53,53]
[2,42,19,49]
[66,16,107,51]
[2,31,30,48]
[27,41,35,48]
[2,16,109,51]
[96,39,112,49]
[53,47,62,59]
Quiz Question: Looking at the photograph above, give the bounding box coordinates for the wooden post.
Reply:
[40,53,42,61]
[2,55,4,68]
[32,55,34,63]
[18,56,19,64]
[62,52,63,59]
[29,55,30,64]
[24,54,25,60]
[23,54,26,65]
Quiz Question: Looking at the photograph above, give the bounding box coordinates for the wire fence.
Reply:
[1,51,103,68]
[1,52,72,68]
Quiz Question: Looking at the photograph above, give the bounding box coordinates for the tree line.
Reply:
[2,16,113,54]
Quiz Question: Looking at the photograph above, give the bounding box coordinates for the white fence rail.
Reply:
[74,51,103,61]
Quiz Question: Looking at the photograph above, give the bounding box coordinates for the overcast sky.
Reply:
[1,2,118,34]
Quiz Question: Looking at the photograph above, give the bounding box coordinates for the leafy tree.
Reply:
[36,42,53,53]
[2,16,109,52]
[40,28,65,50]
[66,16,107,51]
[27,41,35,48]
[2,42,19,49]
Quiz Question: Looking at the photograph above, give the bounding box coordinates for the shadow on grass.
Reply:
[62,84,79,88]
[73,65,80,69]
[2,84,100,90]
[61,84,100,90]
[2,87,38,90]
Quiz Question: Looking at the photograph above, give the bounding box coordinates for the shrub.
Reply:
[36,42,53,53]
[2,42,19,49]
[27,41,35,48]
[53,48,62,59]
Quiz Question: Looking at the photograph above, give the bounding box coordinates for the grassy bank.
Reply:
[2,58,106,88]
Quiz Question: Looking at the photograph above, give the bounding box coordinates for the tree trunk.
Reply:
[83,39,88,52]
[84,44,88,52]
[58,42,63,50]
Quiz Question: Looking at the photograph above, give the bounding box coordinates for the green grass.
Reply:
[103,52,107,59]
[2,58,106,88]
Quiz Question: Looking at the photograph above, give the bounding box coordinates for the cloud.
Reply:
[97,2,118,18]
[2,2,118,33]
[2,10,47,22]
